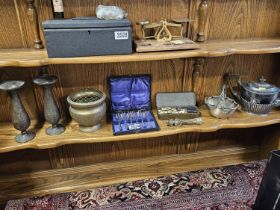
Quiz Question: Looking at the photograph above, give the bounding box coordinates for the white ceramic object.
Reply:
[96,5,127,20]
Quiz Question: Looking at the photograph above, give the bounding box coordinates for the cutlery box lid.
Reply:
[109,74,151,112]
[156,92,197,108]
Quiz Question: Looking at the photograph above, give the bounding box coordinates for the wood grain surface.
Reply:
[0,0,26,48]
[0,145,259,203]
[0,107,279,153]
[0,127,258,175]
[0,39,280,67]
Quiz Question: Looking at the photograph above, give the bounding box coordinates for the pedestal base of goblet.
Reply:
[16,131,36,143]
[46,124,65,136]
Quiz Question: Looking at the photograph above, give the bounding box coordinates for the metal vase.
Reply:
[33,74,65,135]
[0,80,36,143]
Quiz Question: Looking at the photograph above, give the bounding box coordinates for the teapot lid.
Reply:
[244,76,280,94]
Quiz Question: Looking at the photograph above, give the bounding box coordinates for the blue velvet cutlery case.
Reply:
[109,75,159,135]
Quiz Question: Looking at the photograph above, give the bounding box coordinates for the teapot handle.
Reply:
[273,98,280,107]
[224,73,241,101]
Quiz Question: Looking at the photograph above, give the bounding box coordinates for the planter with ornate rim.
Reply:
[67,89,106,133]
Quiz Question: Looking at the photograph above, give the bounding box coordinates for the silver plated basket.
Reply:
[205,85,238,119]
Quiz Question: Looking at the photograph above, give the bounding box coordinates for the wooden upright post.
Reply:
[197,0,208,42]
[26,0,43,49]
[192,58,204,92]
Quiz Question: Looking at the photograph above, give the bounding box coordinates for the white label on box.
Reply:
[52,0,64,12]
[114,31,129,40]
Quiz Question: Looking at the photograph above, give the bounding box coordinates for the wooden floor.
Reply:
[0,39,279,67]
[0,107,279,153]
[0,145,260,203]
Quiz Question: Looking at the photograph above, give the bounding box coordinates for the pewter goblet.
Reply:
[0,80,35,143]
[33,74,65,135]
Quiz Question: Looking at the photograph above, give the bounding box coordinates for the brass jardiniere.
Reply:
[67,89,106,133]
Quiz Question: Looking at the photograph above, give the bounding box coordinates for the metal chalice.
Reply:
[0,80,36,143]
[33,74,65,135]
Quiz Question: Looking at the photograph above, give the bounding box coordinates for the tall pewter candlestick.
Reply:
[33,74,65,135]
[0,80,35,143]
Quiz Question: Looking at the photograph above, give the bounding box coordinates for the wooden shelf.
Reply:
[0,39,280,67]
[0,107,279,153]
[0,145,260,203]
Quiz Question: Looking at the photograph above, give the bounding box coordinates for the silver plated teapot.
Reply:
[225,74,280,104]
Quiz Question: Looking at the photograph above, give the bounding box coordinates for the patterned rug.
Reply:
[5,160,266,210]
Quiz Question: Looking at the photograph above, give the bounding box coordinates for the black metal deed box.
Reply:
[43,17,133,58]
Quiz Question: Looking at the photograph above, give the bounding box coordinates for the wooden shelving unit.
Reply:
[1,107,279,153]
[1,0,280,205]
[0,39,280,67]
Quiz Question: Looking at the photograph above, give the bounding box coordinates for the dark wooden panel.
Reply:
[0,149,51,175]
[178,128,258,154]
[258,124,280,159]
